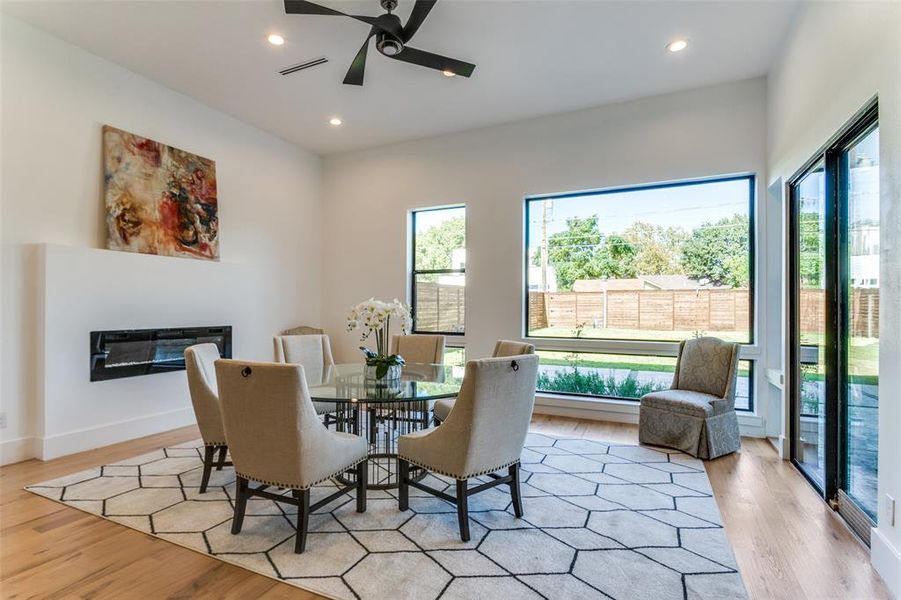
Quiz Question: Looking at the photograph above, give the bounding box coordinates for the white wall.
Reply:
[0,17,322,463]
[321,78,770,432]
[766,2,901,593]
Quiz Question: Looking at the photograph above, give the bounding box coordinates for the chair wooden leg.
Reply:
[231,476,248,534]
[293,489,311,553]
[456,479,470,542]
[398,459,410,511]
[200,446,215,493]
[509,463,524,518]
[215,445,228,471]
[356,460,368,513]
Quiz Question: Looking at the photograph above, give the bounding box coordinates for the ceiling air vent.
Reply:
[279,56,328,76]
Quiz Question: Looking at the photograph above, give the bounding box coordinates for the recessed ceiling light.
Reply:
[442,70,456,78]
[666,39,689,53]
[267,33,285,46]
[328,117,343,126]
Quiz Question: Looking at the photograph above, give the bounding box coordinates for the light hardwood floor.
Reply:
[1,417,889,600]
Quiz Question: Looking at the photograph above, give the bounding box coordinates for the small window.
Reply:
[410,206,465,334]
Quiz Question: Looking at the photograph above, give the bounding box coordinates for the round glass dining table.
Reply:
[307,362,463,489]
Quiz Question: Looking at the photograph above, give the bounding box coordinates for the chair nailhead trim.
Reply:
[235,457,366,491]
[396,456,521,480]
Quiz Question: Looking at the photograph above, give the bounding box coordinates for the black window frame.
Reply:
[523,174,758,412]
[410,205,466,336]
[523,173,757,345]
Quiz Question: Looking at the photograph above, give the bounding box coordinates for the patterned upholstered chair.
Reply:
[215,359,368,553]
[273,334,337,417]
[397,354,539,541]
[638,337,741,459]
[390,334,445,365]
[432,340,536,424]
[184,344,232,493]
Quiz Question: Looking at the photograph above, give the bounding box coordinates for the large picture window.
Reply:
[525,175,756,411]
[525,176,755,343]
[410,206,465,334]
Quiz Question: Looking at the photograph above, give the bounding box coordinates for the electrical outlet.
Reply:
[0,412,6,430]
[886,494,896,527]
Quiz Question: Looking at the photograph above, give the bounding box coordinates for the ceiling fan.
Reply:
[284,0,476,86]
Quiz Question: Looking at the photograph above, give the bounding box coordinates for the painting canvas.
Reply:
[103,125,219,260]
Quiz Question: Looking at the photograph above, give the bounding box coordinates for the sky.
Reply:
[527,178,751,245]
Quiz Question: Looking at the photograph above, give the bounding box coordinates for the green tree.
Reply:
[682,214,750,287]
[415,217,465,270]
[798,211,823,287]
[542,217,637,290]
[622,221,688,275]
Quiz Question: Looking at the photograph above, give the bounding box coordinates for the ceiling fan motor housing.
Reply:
[376,32,403,56]
[374,12,405,57]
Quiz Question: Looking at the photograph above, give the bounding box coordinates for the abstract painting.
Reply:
[103,125,219,260]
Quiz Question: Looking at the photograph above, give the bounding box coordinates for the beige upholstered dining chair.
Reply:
[273,334,337,418]
[281,325,324,336]
[432,340,535,424]
[639,336,742,459]
[390,334,445,364]
[184,344,232,493]
[397,354,539,541]
[215,359,368,553]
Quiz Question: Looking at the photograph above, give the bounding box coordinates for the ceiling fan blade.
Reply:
[389,46,475,77]
[402,0,437,42]
[343,30,376,86]
[284,0,378,28]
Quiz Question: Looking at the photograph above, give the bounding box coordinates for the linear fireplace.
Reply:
[90,326,232,382]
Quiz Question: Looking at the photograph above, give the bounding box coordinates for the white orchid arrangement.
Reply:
[346,298,413,377]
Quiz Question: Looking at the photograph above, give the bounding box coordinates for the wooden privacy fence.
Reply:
[414,282,465,332]
[799,288,879,337]
[416,284,879,338]
[529,289,750,333]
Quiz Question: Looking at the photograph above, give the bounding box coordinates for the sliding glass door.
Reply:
[842,126,880,524]
[789,104,879,542]
[792,161,828,489]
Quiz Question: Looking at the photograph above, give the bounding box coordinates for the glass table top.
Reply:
[307,362,464,403]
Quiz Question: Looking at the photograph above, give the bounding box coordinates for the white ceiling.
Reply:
[2,0,798,154]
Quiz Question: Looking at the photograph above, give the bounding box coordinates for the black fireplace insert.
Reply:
[90,326,232,382]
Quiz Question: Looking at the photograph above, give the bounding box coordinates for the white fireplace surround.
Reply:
[33,244,268,460]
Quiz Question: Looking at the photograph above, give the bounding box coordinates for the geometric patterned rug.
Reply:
[26,432,747,600]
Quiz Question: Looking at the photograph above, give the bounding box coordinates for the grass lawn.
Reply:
[799,333,879,382]
[536,350,752,377]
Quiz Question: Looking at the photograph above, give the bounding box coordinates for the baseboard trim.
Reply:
[39,408,196,460]
[1,436,37,465]
[871,527,901,598]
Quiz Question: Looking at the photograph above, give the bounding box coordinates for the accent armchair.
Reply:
[184,343,232,493]
[432,340,536,424]
[397,354,539,541]
[638,336,742,459]
[215,359,368,553]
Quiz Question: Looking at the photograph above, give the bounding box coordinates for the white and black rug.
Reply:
[26,433,747,600]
